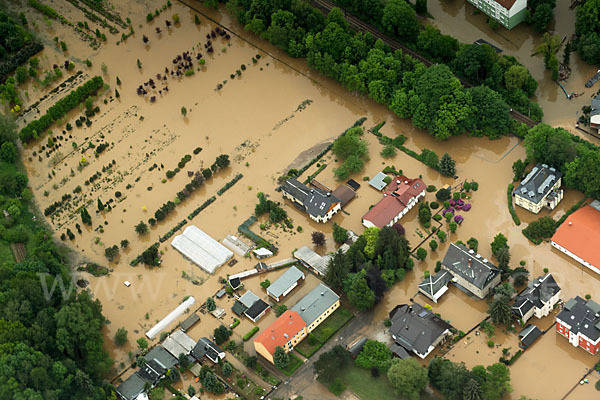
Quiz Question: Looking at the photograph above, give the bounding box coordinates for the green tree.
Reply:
[467,85,511,139]
[104,245,119,261]
[418,202,431,224]
[381,144,396,158]
[275,304,287,316]
[274,346,290,369]
[222,361,233,376]
[387,358,429,400]
[115,327,128,346]
[363,226,380,259]
[512,159,526,182]
[416,247,427,260]
[439,153,456,177]
[97,198,104,211]
[463,378,484,400]
[314,345,351,381]
[382,0,419,43]
[490,233,508,256]
[429,240,438,251]
[312,231,326,246]
[135,221,149,235]
[80,206,92,225]
[437,229,446,243]
[482,363,512,399]
[467,237,478,252]
[531,3,554,32]
[436,188,451,201]
[181,106,187,117]
[205,297,216,312]
[512,266,529,286]
[332,222,348,243]
[496,246,511,272]
[448,221,458,233]
[213,325,230,345]
[0,142,17,162]
[488,294,512,325]
[325,249,350,289]
[344,270,376,310]
[136,337,148,350]
[356,340,392,369]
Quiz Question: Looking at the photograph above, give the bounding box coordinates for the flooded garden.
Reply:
[4,0,600,399]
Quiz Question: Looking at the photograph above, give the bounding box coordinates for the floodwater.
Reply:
[9,0,600,399]
[427,0,600,143]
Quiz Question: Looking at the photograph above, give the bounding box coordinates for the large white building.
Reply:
[171,225,233,273]
[282,178,341,223]
[467,0,527,30]
[512,274,561,323]
[513,164,563,214]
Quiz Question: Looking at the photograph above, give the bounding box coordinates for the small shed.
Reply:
[253,247,274,259]
[347,337,367,358]
[369,172,388,191]
[418,270,451,303]
[346,179,360,191]
[519,324,542,349]
[211,307,225,319]
[222,234,252,256]
[228,277,242,290]
[215,289,226,298]
[179,313,200,332]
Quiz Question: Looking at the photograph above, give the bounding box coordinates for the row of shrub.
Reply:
[304,164,326,184]
[19,76,104,142]
[0,42,44,83]
[28,0,70,25]
[188,196,216,220]
[243,326,259,341]
[44,193,71,216]
[371,129,440,171]
[217,173,243,196]
[507,184,521,226]
[159,219,187,243]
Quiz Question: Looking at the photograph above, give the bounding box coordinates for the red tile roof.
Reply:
[495,0,517,10]
[253,310,306,355]
[552,205,600,269]
[362,177,425,228]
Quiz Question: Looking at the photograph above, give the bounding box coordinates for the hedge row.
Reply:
[217,173,243,196]
[0,42,44,83]
[28,0,70,25]
[159,219,188,243]
[19,76,104,142]
[187,196,216,220]
[507,184,521,226]
[370,128,439,171]
[303,164,326,184]
[243,326,259,341]
[238,216,278,254]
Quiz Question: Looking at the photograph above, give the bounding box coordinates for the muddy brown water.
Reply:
[8,0,600,399]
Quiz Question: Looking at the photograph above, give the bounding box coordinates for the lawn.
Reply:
[296,306,353,358]
[337,364,438,400]
[280,353,303,376]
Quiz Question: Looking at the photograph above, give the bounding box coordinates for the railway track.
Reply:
[308,0,538,128]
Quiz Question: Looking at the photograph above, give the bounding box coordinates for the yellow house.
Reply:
[254,310,307,364]
[291,283,340,333]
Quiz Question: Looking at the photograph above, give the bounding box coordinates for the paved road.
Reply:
[267,309,376,400]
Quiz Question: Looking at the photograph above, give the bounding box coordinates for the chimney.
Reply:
[569,221,572,226]
[321,292,325,296]
[327,192,331,197]
[468,259,473,268]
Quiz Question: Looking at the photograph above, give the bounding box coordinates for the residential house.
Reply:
[418,270,451,303]
[556,297,600,355]
[254,310,307,364]
[513,164,563,214]
[116,346,177,400]
[162,330,196,359]
[591,95,600,130]
[441,243,501,299]
[191,337,225,363]
[551,200,600,275]
[116,373,148,400]
[237,290,270,322]
[362,176,426,229]
[291,283,340,333]
[512,274,561,323]
[267,265,306,302]
[466,0,527,30]
[293,245,334,276]
[281,178,341,223]
[179,313,200,332]
[388,303,453,359]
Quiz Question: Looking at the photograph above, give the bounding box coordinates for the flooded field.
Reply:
[427,0,600,143]
[7,0,600,399]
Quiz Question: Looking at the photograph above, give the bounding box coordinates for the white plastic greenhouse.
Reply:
[171,225,233,273]
[146,296,196,339]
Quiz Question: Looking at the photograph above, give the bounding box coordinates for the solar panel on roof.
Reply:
[417,310,428,317]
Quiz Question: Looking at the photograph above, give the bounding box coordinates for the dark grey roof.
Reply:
[512,274,560,318]
[389,342,411,359]
[389,303,453,356]
[232,300,247,316]
[513,163,562,205]
[267,266,304,298]
[557,296,600,342]
[519,324,542,348]
[291,283,339,326]
[229,277,242,290]
[418,270,451,298]
[442,243,500,291]
[145,346,178,370]
[180,313,200,331]
[137,359,164,385]
[592,95,600,110]
[191,337,224,363]
[116,373,146,400]
[244,299,270,320]
[348,337,367,357]
[282,178,341,218]
[346,179,360,191]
